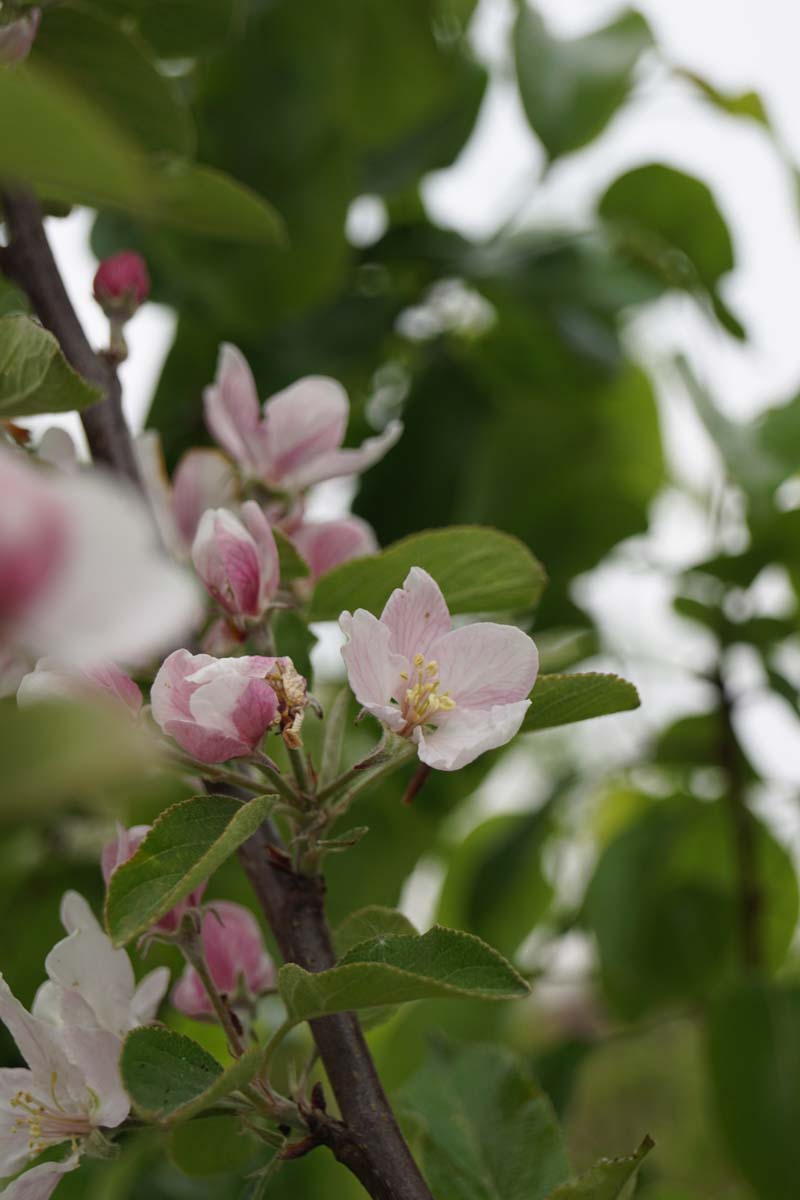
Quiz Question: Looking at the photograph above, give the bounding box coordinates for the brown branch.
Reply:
[238,820,433,1200]
[1,189,140,485]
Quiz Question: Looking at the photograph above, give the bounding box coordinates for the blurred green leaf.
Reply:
[93,0,243,58]
[121,1028,223,1120]
[274,528,310,583]
[545,1137,654,1198]
[279,926,529,1023]
[32,6,195,157]
[399,1041,569,1200]
[168,1114,259,1176]
[523,673,640,733]
[677,70,769,125]
[310,526,547,621]
[514,7,652,161]
[654,713,758,780]
[709,980,800,1200]
[149,160,285,246]
[334,905,418,956]
[0,314,100,416]
[105,794,274,945]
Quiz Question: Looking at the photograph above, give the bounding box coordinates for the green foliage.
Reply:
[0,314,100,416]
[399,1041,569,1200]
[279,926,529,1023]
[105,794,274,945]
[515,8,652,162]
[545,1137,653,1198]
[334,906,418,956]
[709,980,800,1200]
[121,1028,223,1120]
[523,674,640,733]
[165,1044,266,1125]
[168,1115,260,1177]
[310,526,547,620]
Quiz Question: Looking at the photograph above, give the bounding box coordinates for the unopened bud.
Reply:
[93,251,150,317]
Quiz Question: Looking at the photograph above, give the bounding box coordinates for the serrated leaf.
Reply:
[523,674,640,733]
[278,926,529,1024]
[310,526,546,621]
[334,906,418,957]
[545,1137,654,1198]
[121,1028,223,1120]
[105,794,274,945]
[166,1043,266,1125]
[0,314,101,417]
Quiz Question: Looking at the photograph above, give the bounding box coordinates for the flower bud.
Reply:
[102,823,206,931]
[92,251,150,318]
[191,502,279,620]
[172,901,274,1018]
[0,8,40,65]
[17,658,143,718]
[151,649,285,764]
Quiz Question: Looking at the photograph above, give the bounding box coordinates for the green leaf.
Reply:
[123,0,241,58]
[273,528,310,583]
[278,926,529,1023]
[522,673,640,733]
[399,1041,569,1200]
[677,70,769,125]
[0,314,100,417]
[150,160,285,246]
[32,6,195,157]
[0,63,148,211]
[709,980,800,1199]
[168,1114,259,1177]
[105,794,274,946]
[334,906,418,956]
[545,1137,654,1198]
[121,1028,223,1120]
[514,8,652,161]
[318,686,351,788]
[310,526,546,621]
[166,1042,266,1125]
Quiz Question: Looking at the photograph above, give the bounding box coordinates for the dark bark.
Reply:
[1,189,140,485]
[239,822,433,1200]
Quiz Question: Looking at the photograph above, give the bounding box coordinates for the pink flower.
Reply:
[0,7,40,65]
[192,502,279,620]
[101,825,206,931]
[151,649,281,763]
[291,516,377,582]
[93,250,150,314]
[0,448,201,666]
[171,901,274,1019]
[339,567,539,771]
[204,343,402,491]
[17,659,142,718]
[172,448,239,550]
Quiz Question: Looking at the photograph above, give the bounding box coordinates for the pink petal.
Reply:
[0,450,70,625]
[203,344,271,476]
[172,448,239,551]
[291,517,377,581]
[163,718,251,764]
[100,824,149,885]
[339,609,408,726]
[192,508,263,617]
[430,623,538,708]
[83,662,143,717]
[230,677,279,748]
[380,567,451,663]
[240,501,280,606]
[262,376,348,487]
[416,700,531,771]
[281,418,402,491]
[171,965,211,1018]
[201,901,274,995]
[151,649,213,726]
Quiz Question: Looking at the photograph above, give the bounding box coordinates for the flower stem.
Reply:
[180,933,247,1059]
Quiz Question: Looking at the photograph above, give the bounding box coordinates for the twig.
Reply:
[0,189,140,484]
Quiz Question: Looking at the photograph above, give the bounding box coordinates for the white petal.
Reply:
[1,1153,81,1200]
[130,968,170,1025]
[282,419,402,491]
[44,926,136,1039]
[0,979,84,1110]
[416,700,531,771]
[59,891,101,937]
[379,567,451,662]
[339,609,408,722]
[0,1068,39,1176]
[431,623,538,709]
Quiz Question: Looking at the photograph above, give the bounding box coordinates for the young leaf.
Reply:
[121,1028,223,1120]
[278,926,529,1024]
[522,673,640,733]
[0,314,101,417]
[310,526,546,621]
[318,686,351,788]
[545,1137,654,1198]
[334,906,418,957]
[105,794,274,946]
[150,160,285,246]
[399,1041,569,1200]
[166,1043,266,1125]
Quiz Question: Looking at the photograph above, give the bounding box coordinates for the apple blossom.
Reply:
[101,824,206,931]
[17,659,142,718]
[204,343,402,492]
[151,649,282,763]
[192,502,279,620]
[172,901,274,1019]
[135,434,239,560]
[0,8,40,66]
[339,567,539,771]
[291,516,377,582]
[0,448,201,666]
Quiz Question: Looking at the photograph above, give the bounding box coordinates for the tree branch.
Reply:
[238,820,433,1200]
[1,189,140,484]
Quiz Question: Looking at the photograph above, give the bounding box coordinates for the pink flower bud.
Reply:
[191,502,279,620]
[171,901,274,1018]
[101,823,206,932]
[93,251,150,318]
[291,516,377,582]
[17,658,142,718]
[151,649,283,763]
[0,7,40,65]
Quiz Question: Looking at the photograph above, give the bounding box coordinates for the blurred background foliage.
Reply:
[3,0,800,1196]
